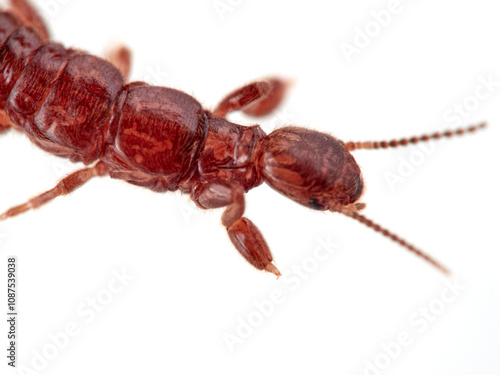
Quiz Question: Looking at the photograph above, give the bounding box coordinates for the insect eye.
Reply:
[308,199,323,210]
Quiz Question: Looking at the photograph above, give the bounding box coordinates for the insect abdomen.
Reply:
[102,84,209,192]
[1,26,124,164]
[0,11,208,192]
[0,22,42,108]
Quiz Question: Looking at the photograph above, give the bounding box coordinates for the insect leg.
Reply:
[0,161,108,221]
[0,110,14,134]
[8,0,49,42]
[213,78,288,119]
[105,45,132,82]
[192,180,281,277]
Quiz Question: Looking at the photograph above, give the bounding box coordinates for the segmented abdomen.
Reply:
[0,11,208,191]
[102,83,208,192]
[0,11,123,163]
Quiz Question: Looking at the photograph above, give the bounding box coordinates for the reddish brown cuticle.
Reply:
[0,0,486,276]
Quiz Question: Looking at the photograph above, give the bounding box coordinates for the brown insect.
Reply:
[0,0,486,277]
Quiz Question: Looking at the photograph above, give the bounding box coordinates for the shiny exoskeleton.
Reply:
[0,0,486,276]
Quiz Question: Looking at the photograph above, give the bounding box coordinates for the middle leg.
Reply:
[213,78,288,119]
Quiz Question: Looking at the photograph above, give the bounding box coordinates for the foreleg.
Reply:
[193,181,281,277]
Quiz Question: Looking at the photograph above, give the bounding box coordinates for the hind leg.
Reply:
[8,0,49,42]
[0,110,14,134]
[213,78,288,118]
[105,45,132,82]
[0,161,108,221]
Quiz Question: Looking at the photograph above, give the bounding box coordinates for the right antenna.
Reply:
[329,202,451,275]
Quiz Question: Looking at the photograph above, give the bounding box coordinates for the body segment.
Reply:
[0,0,486,276]
[0,8,209,183]
[103,84,208,191]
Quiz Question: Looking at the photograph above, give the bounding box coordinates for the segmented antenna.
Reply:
[345,122,486,151]
[329,203,450,274]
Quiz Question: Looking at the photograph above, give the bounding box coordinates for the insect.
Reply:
[0,0,486,277]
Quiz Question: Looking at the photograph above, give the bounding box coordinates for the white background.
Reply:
[1,0,499,374]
